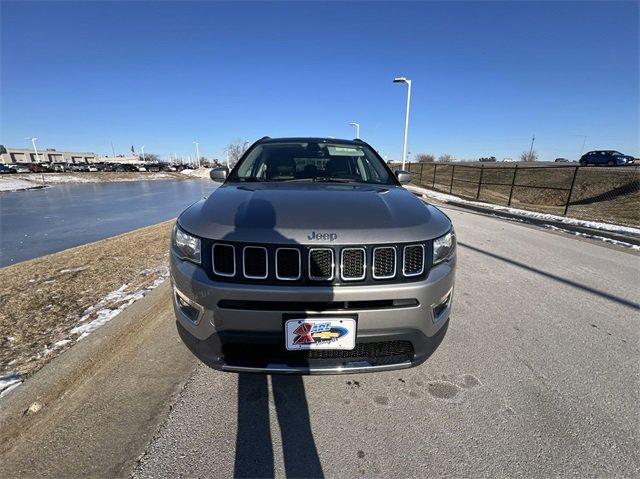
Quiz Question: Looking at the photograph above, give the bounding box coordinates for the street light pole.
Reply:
[349,122,360,139]
[25,137,41,163]
[193,141,201,167]
[140,145,146,162]
[24,137,45,184]
[576,135,587,157]
[393,77,412,170]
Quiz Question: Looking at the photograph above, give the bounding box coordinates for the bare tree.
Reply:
[438,154,454,163]
[415,153,435,163]
[224,139,250,166]
[520,150,538,162]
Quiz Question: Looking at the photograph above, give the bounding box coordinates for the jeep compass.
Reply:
[170,137,456,373]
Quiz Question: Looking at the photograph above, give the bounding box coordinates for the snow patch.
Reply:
[59,266,89,274]
[406,185,640,237]
[0,371,23,397]
[0,178,40,192]
[180,167,213,179]
[69,267,169,341]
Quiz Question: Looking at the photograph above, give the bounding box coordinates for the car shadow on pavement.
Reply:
[458,241,640,311]
[234,373,324,479]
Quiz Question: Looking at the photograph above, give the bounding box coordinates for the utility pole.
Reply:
[576,135,587,157]
[349,122,360,139]
[140,145,146,162]
[110,141,116,158]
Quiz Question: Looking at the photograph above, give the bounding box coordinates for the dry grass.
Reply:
[0,220,174,378]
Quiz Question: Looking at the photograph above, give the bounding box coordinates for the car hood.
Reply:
[178,183,452,245]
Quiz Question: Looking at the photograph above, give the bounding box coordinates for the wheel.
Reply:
[607,160,615,166]
[579,160,587,166]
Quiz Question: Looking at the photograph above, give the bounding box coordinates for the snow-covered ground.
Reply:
[407,185,640,237]
[0,178,42,192]
[180,167,212,179]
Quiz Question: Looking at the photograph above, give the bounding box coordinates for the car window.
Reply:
[230,142,394,185]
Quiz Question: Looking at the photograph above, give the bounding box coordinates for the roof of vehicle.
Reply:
[256,137,365,145]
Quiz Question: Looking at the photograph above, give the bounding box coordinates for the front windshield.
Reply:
[228,141,395,185]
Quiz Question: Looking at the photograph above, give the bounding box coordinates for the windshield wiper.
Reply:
[236,176,267,182]
[312,176,356,183]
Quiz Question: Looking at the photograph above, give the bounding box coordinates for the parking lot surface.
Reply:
[133,204,639,478]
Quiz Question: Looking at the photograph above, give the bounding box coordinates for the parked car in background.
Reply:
[161,164,177,172]
[579,151,634,166]
[97,163,114,172]
[554,158,570,163]
[51,162,68,172]
[13,163,31,173]
[0,164,16,174]
[87,165,99,172]
[28,163,50,173]
[147,164,161,172]
[136,165,147,172]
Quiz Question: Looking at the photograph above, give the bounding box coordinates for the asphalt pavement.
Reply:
[1,201,638,478]
[133,204,639,478]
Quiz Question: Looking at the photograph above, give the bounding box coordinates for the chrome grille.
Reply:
[276,248,301,280]
[243,246,268,279]
[341,248,366,281]
[308,248,334,281]
[373,247,396,279]
[403,244,424,276]
[212,244,235,277]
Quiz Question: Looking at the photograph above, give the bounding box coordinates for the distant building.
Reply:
[0,146,148,165]
[0,146,98,164]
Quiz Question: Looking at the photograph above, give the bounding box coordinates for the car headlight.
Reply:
[172,224,201,264]
[433,229,456,265]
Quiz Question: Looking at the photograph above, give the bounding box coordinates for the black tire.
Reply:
[607,160,615,166]
[579,160,587,166]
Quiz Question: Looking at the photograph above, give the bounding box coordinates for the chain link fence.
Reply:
[402,162,639,228]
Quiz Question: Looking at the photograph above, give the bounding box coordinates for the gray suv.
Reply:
[170,137,456,374]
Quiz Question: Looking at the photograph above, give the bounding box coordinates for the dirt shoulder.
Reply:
[0,220,174,385]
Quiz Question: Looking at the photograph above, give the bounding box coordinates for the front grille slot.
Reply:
[373,247,396,279]
[212,244,235,277]
[308,248,334,281]
[276,248,301,280]
[341,248,366,281]
[243,246,268,279]
[403,244,425,276]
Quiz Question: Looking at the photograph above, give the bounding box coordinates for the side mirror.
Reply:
[395,170,412,184]
[210,166,228,182]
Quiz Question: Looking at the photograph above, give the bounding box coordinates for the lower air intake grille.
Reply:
[222,340,414,364]
[243,246,267,279]
[373,247,396,279]
[212,244,235,276]
[309,249,333,280]
[403,245,424,276]
[341,248,365,280]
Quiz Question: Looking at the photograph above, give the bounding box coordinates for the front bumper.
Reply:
[170,252,455,374]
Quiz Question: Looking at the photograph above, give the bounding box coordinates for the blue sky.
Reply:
[1,1,638,162]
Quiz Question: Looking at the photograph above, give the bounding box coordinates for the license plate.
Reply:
[285,318,356,351]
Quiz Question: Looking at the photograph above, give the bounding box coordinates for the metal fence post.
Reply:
[432,163,437,188]
[564,166,579,216]
[449,165,456,194]
[476,164,484,200]
[420,163,424,186]
[507,165,518,206]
